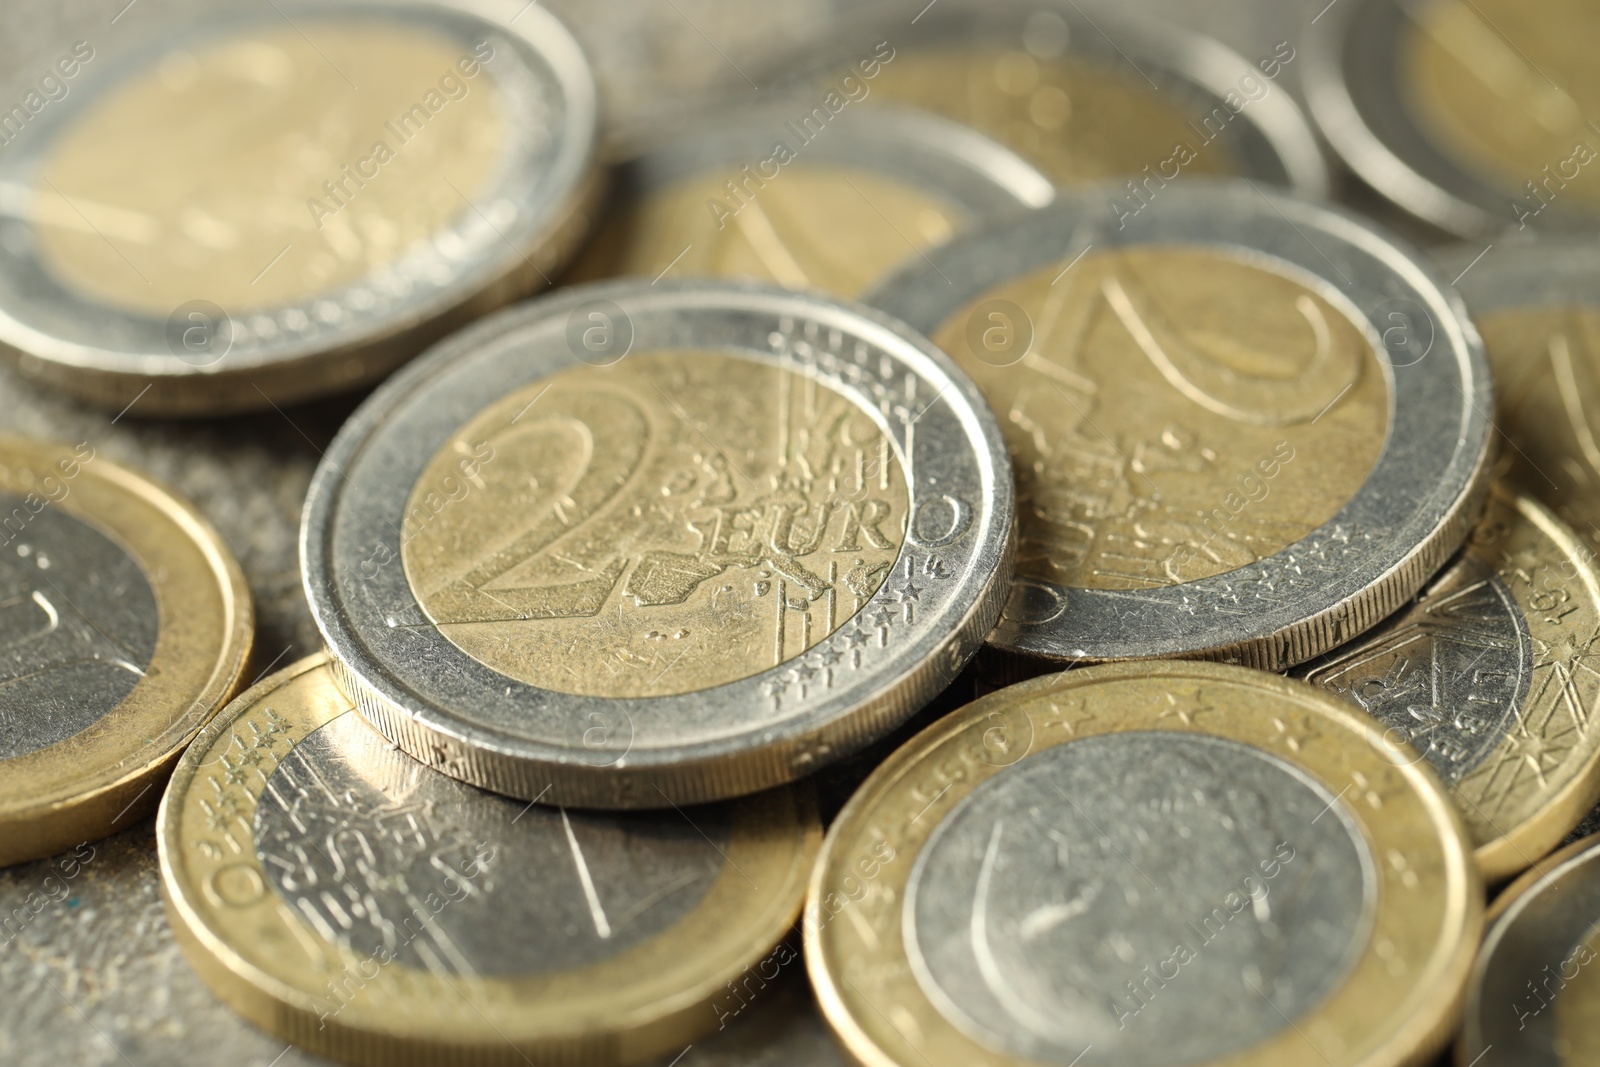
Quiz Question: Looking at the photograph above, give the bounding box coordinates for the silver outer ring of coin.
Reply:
[1440,238,1600,318]
[869,179,1493,670]
[301,277,1016,808]
[1457,832,1600,1065]
[595,102,1056,231]
[762,1,1330,200]
[0,0,602,417]
[1303,0,1584,239]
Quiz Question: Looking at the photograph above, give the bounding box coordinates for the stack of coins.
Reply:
[3,1,1600,1066]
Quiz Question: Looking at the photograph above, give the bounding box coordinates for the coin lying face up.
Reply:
[565,104,1053,298]
[0,0,600,415]
[1296,486,1600,882]
[1458,832,1600,1065]
[773,0,1328,197]
[807,662,1481,1067]
[0,436,251,865]
[1306,0,1600,236]
[1448,241,1600,557]
[871,181,1493,670]
[302,278,1014,806]
[159,654,818,1066]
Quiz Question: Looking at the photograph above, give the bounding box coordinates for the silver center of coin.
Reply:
[904,731,1374,1067]
[0,497,158,761]
[254,714,728,976]
[1294,555,1530,784]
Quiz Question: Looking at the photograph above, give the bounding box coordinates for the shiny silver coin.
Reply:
[1458,832,1600,1065]
[0,0,600,416]
[761,0,1329,199]
[868,180,1493,669]
[565,102,1055,297]
[301,278,1015,807]
[1304,0,1600,238]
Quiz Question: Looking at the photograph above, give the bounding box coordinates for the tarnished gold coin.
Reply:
[1296,487,1600,882]
[564,104,1053,299]
[158,654,820,1066]
[0,435,251,866]
[807,662,1481,1067]
[779,4,1328,195]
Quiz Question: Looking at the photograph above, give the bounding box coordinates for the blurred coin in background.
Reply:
[1307,0,1600,237]
[1295,486,1600,883]
[808,662,1481,1067]
[0,435,251,865]
[1458,832,1600,1065]
[301,279,1014,807]
[564,104,1053,298]
[159,654,820,1067]
[0,0,601,415]
[773,0,1328,197]
[871,181,1492,671]
[1448,241,1600,559]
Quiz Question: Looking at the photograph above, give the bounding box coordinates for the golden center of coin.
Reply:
[402,350,910,698]
[869,49,1238,186]
[932,246,1388,591]
[567,166,961,299]
[33,21,506,315]
[1406,0,1600,211]
[1482,305,1600,552]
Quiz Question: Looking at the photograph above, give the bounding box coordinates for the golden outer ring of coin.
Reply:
[806,661,1483,1067]
[0,435,252,865]
[1459,489,1600,882]
[158,654,821,1067]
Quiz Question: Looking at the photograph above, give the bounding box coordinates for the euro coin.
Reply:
[0,0,600,415]
[807,661,1482,1067]
[869,181,1493,670]
[1296,487,1600,882]
[1305,0,1600,236]
[158,654,819,1067]
[564,104,1054,298]
[0,435,251,865]
[301,278,1014,806]
[774,1,1328,196]
[1458,832,1600,1065]
[1448,240,1600,558]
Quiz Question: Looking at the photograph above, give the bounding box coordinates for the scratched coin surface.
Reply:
[1458,832,1600,1065]
[157,654,819,1066]
[1306,0,1600,236]
[806,662,1481,1067]
[564,104,1053,299]
[1448,241,1600,563]
[302,278,1014,807]
[0,435,251,866]
[870,181,1493,670]
[1295,487,1600,882]
[0,0,600,415]
[772,1,1328,196]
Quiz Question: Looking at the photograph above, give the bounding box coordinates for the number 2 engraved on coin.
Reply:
[401,352,911,698]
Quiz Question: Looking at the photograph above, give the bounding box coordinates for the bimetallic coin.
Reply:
[806,662,1481,1067]
[1458,832,1600,1065]
[564,105,1054,299]
[301,279,1014,806]
[773,1,1328,196]
[1448,241,1600,559]
[0,0,600,416]
[1306,0,1600,237]
[1295,487,1600,882]
[158,654,819,1066]
[869,181,1493,670]
[0,435,251,865]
